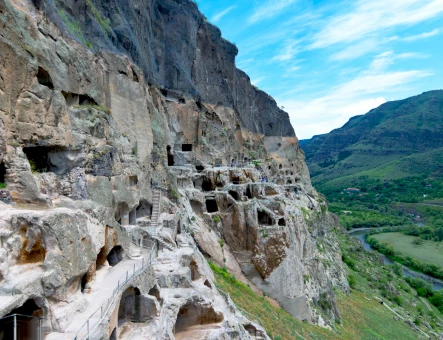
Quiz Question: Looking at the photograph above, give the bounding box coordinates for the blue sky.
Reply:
[195,0,443,139]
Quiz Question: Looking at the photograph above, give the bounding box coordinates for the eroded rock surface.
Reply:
[0,0,348,338]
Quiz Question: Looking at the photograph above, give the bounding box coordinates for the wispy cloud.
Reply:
[331,39,379,61]
[403,28,440,41]
[272,39,301,61]
[249,0,298,24]
[251,76,266,86]
[278,53,433,138]
[211,5,237,23]
[311,0,443,49]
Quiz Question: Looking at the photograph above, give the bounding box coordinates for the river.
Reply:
[349,228,443,291]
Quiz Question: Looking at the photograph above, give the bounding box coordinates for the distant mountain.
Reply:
[302,90,443,186]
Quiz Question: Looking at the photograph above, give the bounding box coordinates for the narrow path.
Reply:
[65,249,150,334]
[419,297,443,324]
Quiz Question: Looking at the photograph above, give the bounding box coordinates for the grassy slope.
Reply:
[371,232,443,266]
[210,254,425,340]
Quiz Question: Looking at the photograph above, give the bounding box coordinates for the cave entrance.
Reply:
[136,201,152,218]
[109,328,117,340]
[174,301,223,335]
[79,94,98,106]
[23,145,68,174]
[23,146,50,173]
[1,299,43,340]
[148,286,161,302]
[258,211,273,225]
[37,67,53,89]
[196,165,204,173]
[245,186,253,199]
[278,218,286,226]
[81,273,87,293]
[107,246,124,267]
[228,190,239,201]
[129,175,138,186]
[182,144,192,152]
[205,199,218,213]
[167,146,174,166]
[0,162,6,183]
[129,209,137,225]
[279,164,283,169]
[231,176,240,185]
[202,179,213,192]
[118,286,157,324]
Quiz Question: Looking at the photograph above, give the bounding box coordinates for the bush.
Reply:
[213,215,221,223]
[0,182,6,189]
[348,274,357,289]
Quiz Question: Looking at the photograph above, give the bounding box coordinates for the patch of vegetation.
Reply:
[85,0,111,33]
[212,215,220,223]
[170,189,179,200]
[58,9,92,48]
[367,232,443,279]
[209,258,424,339]
[0,182,6,189]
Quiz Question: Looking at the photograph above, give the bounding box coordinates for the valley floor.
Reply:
[371,232,443,267]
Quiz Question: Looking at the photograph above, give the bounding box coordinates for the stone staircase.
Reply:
[151,189,161,227]
[148,227,176,251]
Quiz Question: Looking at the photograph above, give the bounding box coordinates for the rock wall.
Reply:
[0,0,348,337]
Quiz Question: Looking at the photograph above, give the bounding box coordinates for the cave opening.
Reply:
[109,328,117,340]
[258,210,273,225]
[278,218,286,226]
[1,299,43,340]
[205,199,218,213]
[107,246,124,267]
[6,299,42,318]
[0,162,5,183]
[231,176,240,185]
[245,186,253,199]
[79,94,98,106]
[80,273,88,293]
[23,145,69,174]
[196,165,204,173]
[129,175,138,186]
[279,164,283,169]
[287,179,293,184]
[202,179,213,192]
[37,67,54,89]
[136,201,152,218]
[118,286,156,324]
[174,301,223,335]
[228,190,239,201]
[167,145,174,166]
[182,144,192,152]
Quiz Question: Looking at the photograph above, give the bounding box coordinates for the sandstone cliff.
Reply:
[0,0,348,338]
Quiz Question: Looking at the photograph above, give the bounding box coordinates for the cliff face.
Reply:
[0,0,348,338]
[33,0,294,138]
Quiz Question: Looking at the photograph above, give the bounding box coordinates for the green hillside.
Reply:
[302,90,443,232]
[302,90,443,184]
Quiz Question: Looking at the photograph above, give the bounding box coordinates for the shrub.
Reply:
[348,274,357,289]
[0,182,6,189]
[213,215,221,223]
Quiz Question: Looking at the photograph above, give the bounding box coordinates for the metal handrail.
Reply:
[73,243,157,340]
[0,314,43,340]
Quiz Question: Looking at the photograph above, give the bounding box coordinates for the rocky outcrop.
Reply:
[0,0,348,338]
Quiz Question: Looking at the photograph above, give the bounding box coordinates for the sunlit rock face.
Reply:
[0,0,348,337]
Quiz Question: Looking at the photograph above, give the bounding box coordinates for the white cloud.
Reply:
[272,39,301,61]
[251,76,266,86]
[331,39,378,61]
[403,28,440,41]
[211,5,236,23]
[248,0,298,24]
[311,0,443,49]
[278,53,433,139]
